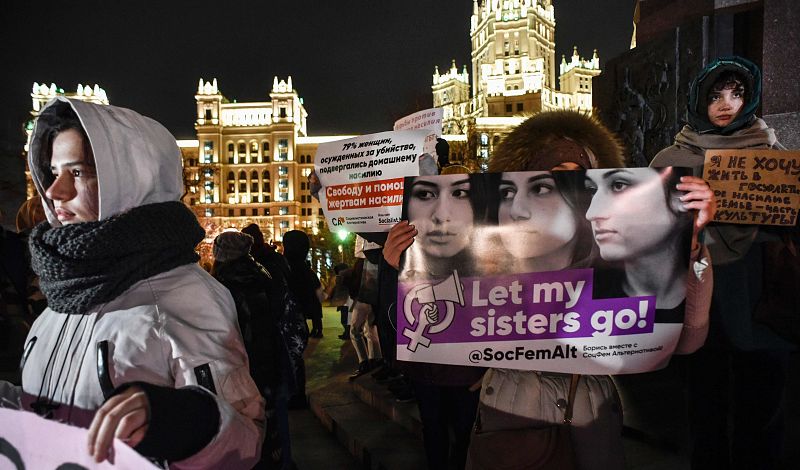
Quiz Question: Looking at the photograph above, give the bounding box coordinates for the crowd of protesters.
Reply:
[0,55,796,470]
[312,55,796,470]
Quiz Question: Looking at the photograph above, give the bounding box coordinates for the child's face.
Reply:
[707,86,744,128]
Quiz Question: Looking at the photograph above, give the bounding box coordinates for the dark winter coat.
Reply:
[214,256,286,391]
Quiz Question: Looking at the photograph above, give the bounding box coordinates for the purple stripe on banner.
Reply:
[397,268,656,350]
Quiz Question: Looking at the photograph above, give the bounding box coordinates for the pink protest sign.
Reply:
[0,408,158,469]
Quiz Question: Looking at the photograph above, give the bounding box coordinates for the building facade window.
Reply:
[203,141,214,163]
[277,139,288,161]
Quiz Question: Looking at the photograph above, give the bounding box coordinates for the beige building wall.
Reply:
[189,77,352,245]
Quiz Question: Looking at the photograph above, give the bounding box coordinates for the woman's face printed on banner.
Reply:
[407,174,474,259]
[585,168,678,262]
[498,172,578,261]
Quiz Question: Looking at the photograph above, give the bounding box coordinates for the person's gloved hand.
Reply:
[87,385,149,462]
[89,382,220,463]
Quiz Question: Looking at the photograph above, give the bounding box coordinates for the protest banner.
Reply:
[0,408,158,469]
[396,168,694,375]
[703,149,800,226]
[393,108,443,157]
[315,130,428,232]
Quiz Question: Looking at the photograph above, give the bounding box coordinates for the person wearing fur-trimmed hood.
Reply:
[462,109,714,470]
[0,98,264,468]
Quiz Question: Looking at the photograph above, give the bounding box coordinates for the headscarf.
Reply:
[687,56,761,135]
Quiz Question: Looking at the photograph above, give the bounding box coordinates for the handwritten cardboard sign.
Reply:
[703,149,800,226]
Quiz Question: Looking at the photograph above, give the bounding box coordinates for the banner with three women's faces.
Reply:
[396,167,694,375]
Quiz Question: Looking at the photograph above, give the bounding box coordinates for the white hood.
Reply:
[28,97,183,226]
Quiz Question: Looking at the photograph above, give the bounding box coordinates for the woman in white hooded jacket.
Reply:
[0,98,264,468]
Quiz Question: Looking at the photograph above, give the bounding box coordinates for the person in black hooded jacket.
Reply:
[283,230,324,338]
[213,230,295,470]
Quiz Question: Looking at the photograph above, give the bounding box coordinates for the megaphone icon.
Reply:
[403,271,465,352]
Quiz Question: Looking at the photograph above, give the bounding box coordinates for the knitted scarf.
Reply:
[29,201,205,314]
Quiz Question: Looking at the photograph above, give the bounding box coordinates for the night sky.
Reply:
[1,0,634,145]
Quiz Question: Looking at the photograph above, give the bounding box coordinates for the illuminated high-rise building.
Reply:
[433,0,601,162]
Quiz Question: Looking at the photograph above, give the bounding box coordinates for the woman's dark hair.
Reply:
[400,173,490,224]
[552,171,596,266]
[34,102,93,190]
[658,167,693,268]
[492,170,595,267]
[709,70,748,102]
[211,260,223,276]
[400,173,489,276]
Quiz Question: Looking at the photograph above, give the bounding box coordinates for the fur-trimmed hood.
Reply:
[488,110,625,171]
